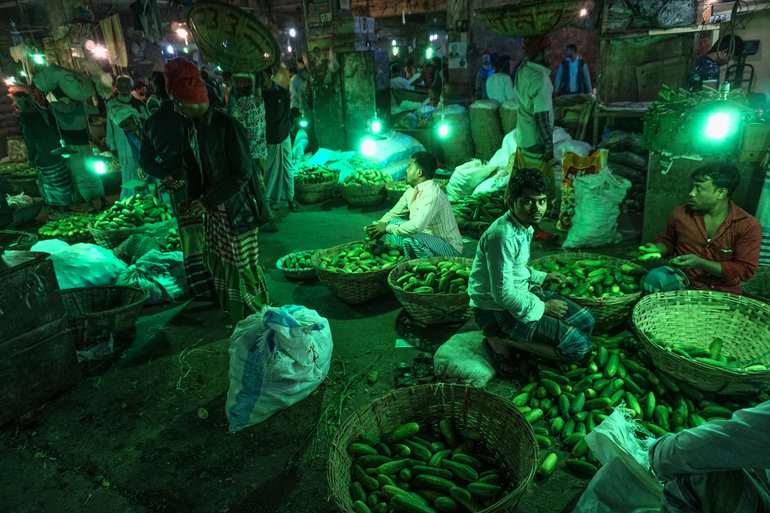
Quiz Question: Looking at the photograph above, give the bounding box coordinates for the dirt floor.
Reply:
[0,197,643,513]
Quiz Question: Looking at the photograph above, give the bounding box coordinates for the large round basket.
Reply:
[632,290,770,395]
[328,383,538,513]
[10,176,40,197]
[388,256,473,325]
[339,183,387,207]
[295,179,338,204]
[529,252,645,332]
[742,266,770,304]
[89,219,177,250]
[475,0,584,36]
[311,242,395,303]
[276,250,318,281]
[0,229,37,251]
[60,286,150,348]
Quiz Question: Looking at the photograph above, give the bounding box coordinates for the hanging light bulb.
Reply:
[289,28,297,38]
[392,47,399,57]
[579,8,588,17]
[166,44,175,54]
[287,44,293,53]
[91,45,109,59]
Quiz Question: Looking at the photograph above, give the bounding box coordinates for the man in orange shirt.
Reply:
[641,162,762,294]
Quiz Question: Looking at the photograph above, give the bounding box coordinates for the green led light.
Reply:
[183,46,190,54]
[392,47,399,57]
[31,53,45,65]
[437,122,450,138]
[704,111,733,141]
[371,119,382,134]
[426,47,434,59]
[361,137,376,157]
[298,117,309,128]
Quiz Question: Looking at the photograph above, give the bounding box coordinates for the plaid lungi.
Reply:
[663,469,770,513]
[178,214,214,299]
[37,161,73,207]
[203,211,268,322]
[382,219,461,259]
[474,288,594,363]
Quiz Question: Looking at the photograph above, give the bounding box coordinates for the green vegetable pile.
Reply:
[531,258,645,299]
[294,165,338,185]
[650,335,768,372]
[452,192,506,229]
[91,194,174,231]
[348,420,507,513]
[0,162,36,176]
[38,213,94,238]
[512,334,768,480]
[318,241,404,273]
[393,260,470,295]
[343,170,393,187]
[162,227,180,251]
[280,251,315,271]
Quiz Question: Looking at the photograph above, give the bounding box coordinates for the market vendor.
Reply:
[365,151,463,259]
[468,168,594,370]
[641,162,761,294]
[164,57,270,322]
[649,400,770,513]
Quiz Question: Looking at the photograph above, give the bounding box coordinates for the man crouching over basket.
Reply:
[468,168,594,373]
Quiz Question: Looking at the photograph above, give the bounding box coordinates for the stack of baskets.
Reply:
[276,250,318,281]
[339,183,387,207]
[328,383,538,513]
[528,252,646,332]
[633,290,770,395]
[469,100,504,161]
[388,256,473,325]
[311,242,393,303]
[742,267,770,304]
[60,286,149,347]
[89,219,177,250]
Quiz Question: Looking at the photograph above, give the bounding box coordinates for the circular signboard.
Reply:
[187,1,280,72]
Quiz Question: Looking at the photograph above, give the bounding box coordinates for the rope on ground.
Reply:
[176,339,215,391]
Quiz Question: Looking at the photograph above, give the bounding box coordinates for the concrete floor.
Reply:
[0,197,641,513]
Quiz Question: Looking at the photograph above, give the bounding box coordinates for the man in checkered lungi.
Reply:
[467,168,594,373]
[164,58,271,322]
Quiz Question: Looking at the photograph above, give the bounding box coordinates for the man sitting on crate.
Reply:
[468,168,594,372]
[365,151,463,259]
[640,161,761,295]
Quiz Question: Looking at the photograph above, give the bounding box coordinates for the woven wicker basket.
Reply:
[60,286,149,348]
[328,384,538,513]
[476,0,584,36]
[388,256,473,325]
[294,179,338,204]
[311,241,395,303]
[470,100,504,161]
[529,252,645,332]
[632,290,770,395]
[339,183,387,207]
[89,219,177,250]
[500,100,518,134]
[276,250,318,281]
[742,266,770,303]
[9,176,40,198]
[0,229,37,251]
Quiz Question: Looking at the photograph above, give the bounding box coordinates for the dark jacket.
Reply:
[262,84,291,144]
[184,107,269,233]
[140,100,189,180]
[17,110,62,168]
[558,58,590,95]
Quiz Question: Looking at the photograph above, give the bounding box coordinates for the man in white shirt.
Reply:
[389,63,414,91]
[468,168,594,371]
[513,36,556,199]
[486,55,514,104]
[649,400,770,513]
[365,152,462,258]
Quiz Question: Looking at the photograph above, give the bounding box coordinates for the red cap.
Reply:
[164,58,208,104]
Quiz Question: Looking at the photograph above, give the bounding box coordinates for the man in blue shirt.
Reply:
[688,35,744,92]
[553,44,592,96]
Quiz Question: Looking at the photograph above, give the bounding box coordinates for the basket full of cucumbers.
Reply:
[339,169,393,207]
[529,252,647,332]
[328,383,538,513]
[388,257,473,326]
[89,194,176,249]
[276,249,318,281]
[311,240,406,303]
[294,165,339,204]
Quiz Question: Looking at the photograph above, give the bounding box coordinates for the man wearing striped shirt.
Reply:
[365,152,463,258]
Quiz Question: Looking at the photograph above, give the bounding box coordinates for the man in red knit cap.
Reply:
[163,57,271,322]
[512,35,556,240]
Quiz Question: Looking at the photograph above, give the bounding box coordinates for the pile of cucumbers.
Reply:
[343,170,393,187]
[38,214,94,238]
[511,334,768,480]
[348,419,506,513]
[318,242,404,274]
[533,258,645,299]
[393,261,471,295]
[0,162,36,176]
[280,251,315,271]
[162,227,180,251]
[295,165,337,185]
[91,194,174,231]
[452,192,506,226]
[650,335,768,372]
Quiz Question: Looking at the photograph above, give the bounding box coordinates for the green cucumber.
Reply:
[539,452,559,477]
[384,422,421,444]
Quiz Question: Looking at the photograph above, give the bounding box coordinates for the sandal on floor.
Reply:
[482,339,517,377]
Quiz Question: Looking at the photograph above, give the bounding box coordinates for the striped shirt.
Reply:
[380,179,463,254]
[468,212,547,324]
[757,165,770,266]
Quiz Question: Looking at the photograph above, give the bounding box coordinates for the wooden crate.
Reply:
[0,320,80,426]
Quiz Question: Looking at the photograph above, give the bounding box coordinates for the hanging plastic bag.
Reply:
[226,305,333,432]
[563,167,630,249]
[572,409,664,513]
